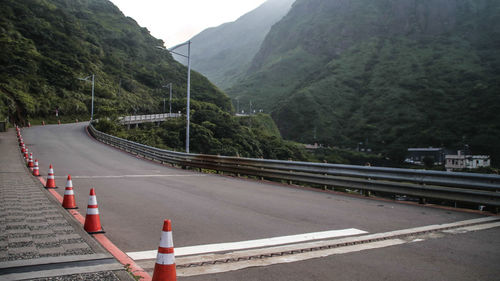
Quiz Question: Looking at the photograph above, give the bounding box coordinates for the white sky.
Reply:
[109,0,267,47]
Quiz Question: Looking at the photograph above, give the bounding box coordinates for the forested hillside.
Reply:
[0,0,230,123]
[180,0,294,90]
[228,0,500,163]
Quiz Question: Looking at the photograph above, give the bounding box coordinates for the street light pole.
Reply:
[91,74,95,121]
[78,74,95,122]
[162,83,173,114]
[157,41,191,153]
[169,83,172,114]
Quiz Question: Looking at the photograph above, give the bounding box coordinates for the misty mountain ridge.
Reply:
[177,0,295,89]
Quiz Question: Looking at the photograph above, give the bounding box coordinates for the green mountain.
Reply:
[228,0,500,162]
[179,0,295,90]
[0,0,230,123]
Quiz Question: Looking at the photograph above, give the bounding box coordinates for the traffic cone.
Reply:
[27,153,34,168]
[28,122,31,128]
[33,159,40,176]
[42,121,45,126]
[84,188,104,234]
[45,164,57,188]
[58,120,61,125]
[152,220,177,281]
[21,143,26,153]
[62,175,77,209]
[19,138,23,146]
[24,149,29,161]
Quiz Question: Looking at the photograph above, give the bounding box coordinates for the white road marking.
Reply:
[127,228,367,260]
[442,221,500,234]
[177,239,407,277]
[54,174,205,179]
[175,217,500,276]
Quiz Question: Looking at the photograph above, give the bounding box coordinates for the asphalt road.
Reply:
[21,123,500,280]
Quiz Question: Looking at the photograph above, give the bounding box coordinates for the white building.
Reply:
[445,151,490,171]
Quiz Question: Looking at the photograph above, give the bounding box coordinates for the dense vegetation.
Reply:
[180,0,294,90]
[95,111,310,161]
[0,0,230,124]
[228,0,500,165]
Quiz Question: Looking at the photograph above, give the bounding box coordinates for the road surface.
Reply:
[21,123,500,280]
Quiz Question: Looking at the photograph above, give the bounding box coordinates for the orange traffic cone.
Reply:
[152,220,177,281]
[33,159,40,176]
[45,164,57,188]
[62,175,77,209]
[27,153,34,168]
[21,143,26,153]
[84,188,104,233]
[19,138,23,147]
[24,149,29,161]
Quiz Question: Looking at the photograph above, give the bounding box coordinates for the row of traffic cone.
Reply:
[44,166,104,233]
[17,125,176,280]
[17,126,103,234]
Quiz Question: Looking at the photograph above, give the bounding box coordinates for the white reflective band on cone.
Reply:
[47,175,55,179]
[66,180,73,187]
[87,208,99,215]
[88,195,97,205]
[156,253,175,265]
[64,189,74,195]
[159,231,174,248]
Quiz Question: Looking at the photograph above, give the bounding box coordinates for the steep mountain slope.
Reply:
[228,0,500,162]
[181,0,294,90]
[0,0,230,123]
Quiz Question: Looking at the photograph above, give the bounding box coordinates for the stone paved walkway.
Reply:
[0,128,133,281]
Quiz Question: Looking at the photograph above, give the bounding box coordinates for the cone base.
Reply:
[87,229,105,234]
[63,206,78,209]
[45,186,58,189]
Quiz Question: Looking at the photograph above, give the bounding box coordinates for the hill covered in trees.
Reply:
[228,0,500,163]
[0,0,230,123]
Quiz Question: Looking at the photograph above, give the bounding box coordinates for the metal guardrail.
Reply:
[88,124,500,209]
[118,113,182,125]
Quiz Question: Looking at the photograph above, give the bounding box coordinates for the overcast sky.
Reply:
[109,0,267,47]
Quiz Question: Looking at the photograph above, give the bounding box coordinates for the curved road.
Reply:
[21,123,500,280]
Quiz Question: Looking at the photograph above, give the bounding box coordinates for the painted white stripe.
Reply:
[159,231,174,248]
[86,208,99,215]
[88,195,97,205]
[64,190,74,195]
[54,174,206,179]
[442,221,500,234]
[177,218,500,277]
[156,253,175,265]
[177,239,406,277]
[127,228,367,260]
